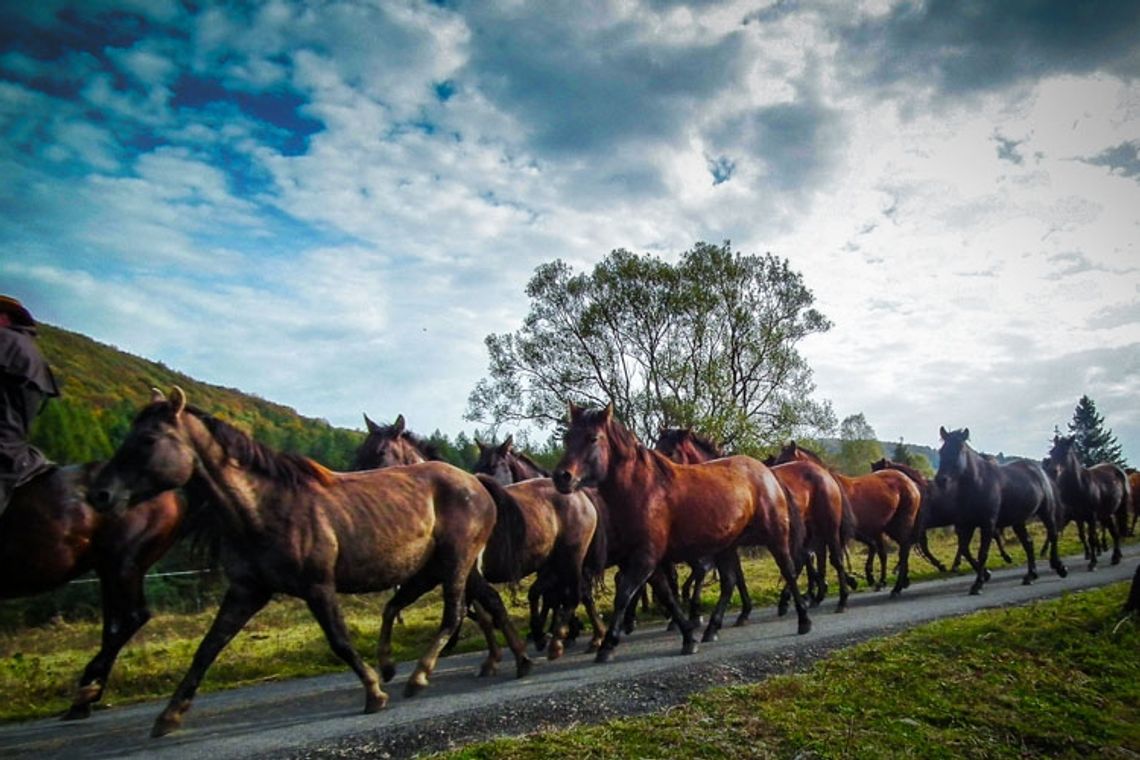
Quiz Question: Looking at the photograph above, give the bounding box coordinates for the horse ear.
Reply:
[499,435,513,455]
[169,386,187,416]
[568,401,581,422]
[363,413,381,434]
[962,427,969,441]
[603,402,614,423]
[939,426,948,440]
[394,414,405,434]
[150,387,166,403]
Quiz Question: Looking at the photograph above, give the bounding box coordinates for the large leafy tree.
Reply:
[1066,395,1127,467]
[834,412,883,475]
[466,241,835,452]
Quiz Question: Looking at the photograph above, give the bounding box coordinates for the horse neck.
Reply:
[183,415,269,536]
[509,454,546,482]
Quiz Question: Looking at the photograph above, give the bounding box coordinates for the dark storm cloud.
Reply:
[839,0,1140,97]
[458,5,747,156]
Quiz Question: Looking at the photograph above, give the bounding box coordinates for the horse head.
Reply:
[553,402,620,494]
[474,436,516,485]
[351,413,428,470]
[91,387,198,512]
[934,426,971,488]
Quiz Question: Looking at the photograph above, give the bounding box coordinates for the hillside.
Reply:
[29,323,365,469]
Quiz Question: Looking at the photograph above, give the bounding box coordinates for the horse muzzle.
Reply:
[552,468,579,495]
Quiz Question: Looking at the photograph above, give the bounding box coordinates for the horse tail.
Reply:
[1113,466,1130,539]
[837,479,856,549]
[778,478,806,566]
[475,474,528,586]
[581,489,609,596]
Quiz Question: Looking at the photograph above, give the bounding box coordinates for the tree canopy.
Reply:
[1066,395,1127,468]
[834,412,883,475]
[466,241,834,453]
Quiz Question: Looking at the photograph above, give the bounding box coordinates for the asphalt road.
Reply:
[2,545,1137,760]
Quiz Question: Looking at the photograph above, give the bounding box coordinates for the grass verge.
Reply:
[438,581,1140,759]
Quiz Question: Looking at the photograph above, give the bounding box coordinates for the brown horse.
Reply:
[774,442,921,597]
[1,464,184,720]
[651,429,752,623]
[554,404,810,662]
[1127,470,1140,537]
[1045,435,1129,567]
[472,437,609,655]
[353,420,597,661]
[90,388,527,737]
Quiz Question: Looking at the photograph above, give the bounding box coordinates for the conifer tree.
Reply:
[1067,395,1127,467]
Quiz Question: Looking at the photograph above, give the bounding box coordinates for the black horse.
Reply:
[934,427,1068,595]
[1044,435,1129,568]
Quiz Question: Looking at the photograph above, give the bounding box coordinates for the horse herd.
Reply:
[2,387,1137,739]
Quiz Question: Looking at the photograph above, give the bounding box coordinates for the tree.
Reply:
[891,437,934,479]
[1066,395,1127,467]
[466,241,835,453]
[835,413,883,475]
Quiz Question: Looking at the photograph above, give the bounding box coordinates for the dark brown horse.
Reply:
[869,457,1012,577]
[554,404,810,662]
[1045,435,1129,567]
[1128,470,1140,537]
[1,464,185,720]
[90,388,527,737]
[350,413,442,469]
[774,442,921,597]
[935,427,1068,595]
[472,437,609,655]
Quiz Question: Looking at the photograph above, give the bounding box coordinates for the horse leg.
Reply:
[918,530,949,573]
[1105,511,1123,565]
[830,539,852,611]
[597,562,655,663]
[404,574,468,697]
[702,550,741,643]
[861,540,876,586]
[151,585,271,737]
[969,524,994,596]
[641,567,698,653]
[465,571,533,679]
[547,556,585,661]
[527,571,554,652]
[875,538,888,591]
[995,530,1014,564]
[378,573,438,683]
[732,550,752,625]
[681,560,707,628]
[771,543,812,635]
[63,569,152,720]
[1010,522,1037,585]
[580,576,607,653]
[304,585,390,708]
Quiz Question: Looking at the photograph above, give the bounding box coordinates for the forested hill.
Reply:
[29,323,366,469]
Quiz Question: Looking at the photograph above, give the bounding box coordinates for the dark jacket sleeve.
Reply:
[0,327,60,398]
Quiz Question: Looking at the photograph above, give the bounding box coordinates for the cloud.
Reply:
[838,0,1140,99]
[1081,140,1140,179]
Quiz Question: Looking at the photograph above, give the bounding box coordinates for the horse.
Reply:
[1128,470,1140,537]
[472,437,608,655]
[553,404,810,663]
[1,464,185,720]
[89,388,528,737]
[1044,435,1129,567]
[773,442,921,597]
[935,427,1068,595]
[869,457,1012,577]
[658,429,856,615]
[354,420,598,661]
[651,429,752,623]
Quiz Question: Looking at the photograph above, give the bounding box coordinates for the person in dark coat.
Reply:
[0,295,60,518]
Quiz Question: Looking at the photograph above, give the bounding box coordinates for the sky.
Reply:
[2,0,1138,461]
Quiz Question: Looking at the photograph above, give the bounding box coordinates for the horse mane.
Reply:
[787,442,826,465]
[873,458,928,487]
[656,428,725,460]
[141,404,336,489]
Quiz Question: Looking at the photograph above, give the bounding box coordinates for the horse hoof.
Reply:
[595,648,615,664]
[546,640,565,661]
[1055,564,1068,578]
[969,585,982,596]
[404,678,427,698]
[733,614,749,627]
[701,630,718,643]
[776,603,789,617]
[151,712,182,738]
[846,577,859,590]
[682,640,699,655]
[380,663,397,683]
[983,570,992,582]
[60,703,92,721]
[364,691,389,713]
[533,635,549,652]
[477,660,498,678]
[1022,576,1033,586]
[516,656,533,679]
[889,588,901,599]
[797,618,812,635]
[1112,554,1122,566]
[586,638,603,654]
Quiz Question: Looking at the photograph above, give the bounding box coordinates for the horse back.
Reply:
[995,460,1054,525]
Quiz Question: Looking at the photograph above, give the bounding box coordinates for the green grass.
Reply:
[0,525,1130,723]
[438,581,1140,759]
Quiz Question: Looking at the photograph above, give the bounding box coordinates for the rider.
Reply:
[0,295,60,518]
